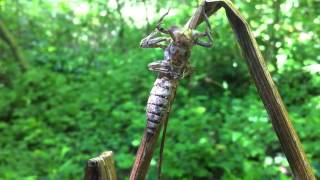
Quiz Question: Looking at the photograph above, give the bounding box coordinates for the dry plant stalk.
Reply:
[130,0,315,179]
[198,0,315,179]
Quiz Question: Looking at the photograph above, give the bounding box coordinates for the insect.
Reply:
[141,10,213,138]
[140,9,213,179]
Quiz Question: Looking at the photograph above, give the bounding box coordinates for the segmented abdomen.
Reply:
[146,76,177,135]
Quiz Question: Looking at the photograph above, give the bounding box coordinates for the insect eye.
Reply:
[170,46,177,53]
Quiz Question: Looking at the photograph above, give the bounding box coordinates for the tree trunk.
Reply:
[0,19,28,72]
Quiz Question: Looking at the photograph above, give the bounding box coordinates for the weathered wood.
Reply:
[84,151,117,180]
[189,0,315,179]
[0,19,28,72]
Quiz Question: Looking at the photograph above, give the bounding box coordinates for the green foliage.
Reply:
[0,0,319,179]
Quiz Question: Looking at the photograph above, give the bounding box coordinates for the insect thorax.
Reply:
[148,27,196,79]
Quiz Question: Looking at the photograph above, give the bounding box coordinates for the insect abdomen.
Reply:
[146,77,176,135]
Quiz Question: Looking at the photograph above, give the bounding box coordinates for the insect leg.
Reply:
[194,39,212,47]
[156,9,176,41]
[203,9,213,41]
[181,64,194,78]
[140,31,170,49]
[193,31,212,47]
[140,36,169,48]
[148,60,172,75]
[193,10,213,48]
[156,9,171,34]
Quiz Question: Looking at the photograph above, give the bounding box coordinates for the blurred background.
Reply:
[0,0,319,179]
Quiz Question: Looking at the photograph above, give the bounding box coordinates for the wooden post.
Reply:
[84,151,117,180]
